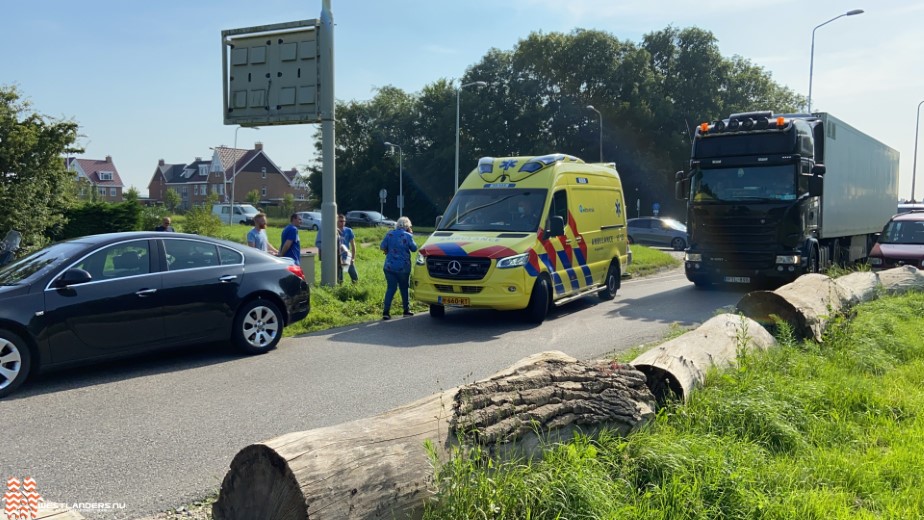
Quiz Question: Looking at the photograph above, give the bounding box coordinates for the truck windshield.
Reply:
[691,165,796,203]
[438,189,548,232]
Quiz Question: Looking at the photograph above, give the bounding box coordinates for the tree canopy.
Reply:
[312,26,804,224]
[0,85,79,250]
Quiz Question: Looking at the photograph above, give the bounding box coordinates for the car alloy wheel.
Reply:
[0,330,31,398]
[233,299,283,354]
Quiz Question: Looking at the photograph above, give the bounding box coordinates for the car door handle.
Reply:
[219,275,238,283]
[135,288,157,297]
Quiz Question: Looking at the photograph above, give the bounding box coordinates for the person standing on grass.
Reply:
[380,216,417,320]
[278,213,302,263]
[154,216,174,232]
[247,212,278,255]
[338,214,359,283]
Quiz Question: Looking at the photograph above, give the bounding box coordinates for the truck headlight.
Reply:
[415,253,425,266]
[497,253,529,269]
[685,253,702,262]
[775,255,801,265]
[869,257,883,266]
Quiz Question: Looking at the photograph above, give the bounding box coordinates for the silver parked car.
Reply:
[297,211,322,230]
[627,217,688,250]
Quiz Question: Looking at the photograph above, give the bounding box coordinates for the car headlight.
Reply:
[869,257,883,266]
[415,253,426,266]
[497,253,530,269]
[685,253,702,262]
[775,255,801,265]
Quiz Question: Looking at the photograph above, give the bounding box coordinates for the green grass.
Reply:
[627,245,682,278]
[422,292,924,519]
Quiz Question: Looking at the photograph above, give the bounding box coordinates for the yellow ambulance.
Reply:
[411,153,630,323]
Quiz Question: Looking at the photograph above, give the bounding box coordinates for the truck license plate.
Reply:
[723,276,751,284]
[439,296,470,306]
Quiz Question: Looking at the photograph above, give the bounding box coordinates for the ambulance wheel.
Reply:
[429,304,445,319]
[524,277,550,324]
[598,263,620,301]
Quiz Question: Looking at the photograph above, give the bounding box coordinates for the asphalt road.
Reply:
[0,264,749,519]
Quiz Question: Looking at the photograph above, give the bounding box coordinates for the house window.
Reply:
[182,186,188,196]
[110,187,117,197]
[98,187,107,196]
[261,167,267,179]
[99,171,113,181]
[219,184,225,195]
[261,186,267,197]
[199,165,209,176]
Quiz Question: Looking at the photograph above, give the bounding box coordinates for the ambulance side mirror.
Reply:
[435,215,443,229]
[548,216,565,237]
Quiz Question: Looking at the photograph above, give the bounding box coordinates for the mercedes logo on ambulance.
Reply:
[447,260,463,275]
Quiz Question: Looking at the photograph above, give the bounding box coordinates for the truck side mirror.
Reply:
[675,178,690,201]
[808,175,823,197]
[811,164,826,176]
[548,216,565,237]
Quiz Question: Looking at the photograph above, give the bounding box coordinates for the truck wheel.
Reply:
[598,263,620,300]
[671,237,686,250]
[523,277,550,323]
[429,304,445,318]
[0,330,31,398]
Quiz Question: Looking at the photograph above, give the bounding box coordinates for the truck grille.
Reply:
[694,213,778,246]
[427,256,491,280]
[704,251,775,270]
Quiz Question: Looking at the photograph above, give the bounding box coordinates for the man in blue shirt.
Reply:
[278,213,302,263]
[338,214,358,283]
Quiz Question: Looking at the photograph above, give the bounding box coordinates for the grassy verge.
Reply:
[626,245,681,278]
[422,292,924,519]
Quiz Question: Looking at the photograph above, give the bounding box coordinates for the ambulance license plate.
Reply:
[723,276,750,284]
[439,296,470,306]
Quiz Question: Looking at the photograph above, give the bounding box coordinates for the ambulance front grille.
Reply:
[434,284,484,294]
[426,256,491,280]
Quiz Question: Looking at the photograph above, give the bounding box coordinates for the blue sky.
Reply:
[3,0,923,200]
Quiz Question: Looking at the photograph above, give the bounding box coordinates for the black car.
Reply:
[345,210,396,228]
[0,232,310,398]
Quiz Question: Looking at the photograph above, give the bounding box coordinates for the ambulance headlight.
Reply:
[497,253,530,269]
[416,253,425,266]
[775,255,801,265]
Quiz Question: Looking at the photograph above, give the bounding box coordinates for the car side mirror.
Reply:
[54,268,92,288]
[548,216,565,237]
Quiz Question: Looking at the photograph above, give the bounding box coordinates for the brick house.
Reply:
[147,142,294,210]
[66,156,125,201]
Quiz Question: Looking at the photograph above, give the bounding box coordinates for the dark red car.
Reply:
[869,210,924,270]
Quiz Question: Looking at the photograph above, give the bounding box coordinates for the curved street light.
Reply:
[586,105,603,163]
[912,100,924,203]
[384,141,403,215]
[807,9,864,113]
[455,80,488,192]
[229,126,260,225]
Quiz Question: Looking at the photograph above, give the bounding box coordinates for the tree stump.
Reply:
[629,313,776,401]
[212,351,656,520]
[735,273,852,341]
[877,265,924,294]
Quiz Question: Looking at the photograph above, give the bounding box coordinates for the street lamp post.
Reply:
[384,142,403,216]
[807,9,864,113]
[912,100,924,203]
[586,105,603,162]
[455,80,487,192]
[229,125,259,225]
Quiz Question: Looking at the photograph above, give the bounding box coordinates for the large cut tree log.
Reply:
[877,265,924,294]
[212,351,656,520]
[833,271,879,305]
[630,313,776,401]
[735,273,853,341]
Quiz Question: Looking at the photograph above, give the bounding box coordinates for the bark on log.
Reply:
[629,313,776,402]
[735,273,852,342]
[212,351,656,520]
[877,265,924,294]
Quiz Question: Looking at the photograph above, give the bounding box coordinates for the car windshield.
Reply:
[692,165,797,203]
[0,242,85,285]
[880,220,924,244]
[362,211,386,221]
[438,188,548,232]
[662,219,687,232]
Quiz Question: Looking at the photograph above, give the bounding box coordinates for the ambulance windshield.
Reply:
[438,189,547,233]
